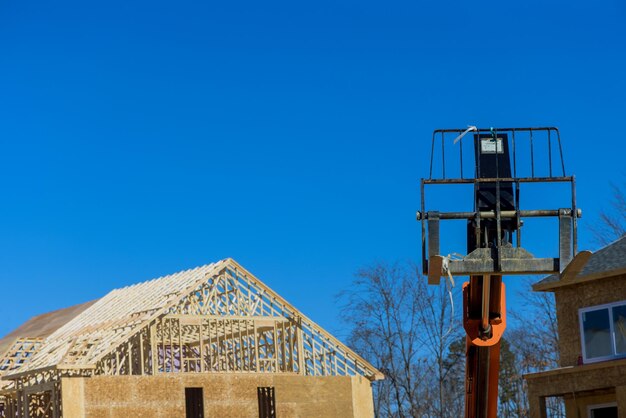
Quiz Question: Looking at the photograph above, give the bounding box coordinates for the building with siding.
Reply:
[526,236,626,418]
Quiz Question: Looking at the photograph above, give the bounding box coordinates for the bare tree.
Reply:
[340,262,569,417]
[442,336,466,417]
[510,279,560,371]
[498,338,528,418]
[337,262,462,417]
[338,262,427,417]
[413,270,462,418]
[592,181,626,245]
[507,278,564,417]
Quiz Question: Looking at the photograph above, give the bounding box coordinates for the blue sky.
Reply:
[1,0,625,338]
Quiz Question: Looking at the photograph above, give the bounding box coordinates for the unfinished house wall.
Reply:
[2,260,382,418]
[554,273,626,367]
[351,375,375,418]
[61,374,374,418]
[564,392,616,418]
[526,358,626,418]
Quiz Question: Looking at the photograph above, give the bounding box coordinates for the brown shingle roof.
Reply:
[0,300,97,356]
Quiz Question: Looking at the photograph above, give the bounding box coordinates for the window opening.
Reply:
[257,386,276,418]
[185,387,204,418]
[588,402,617,418]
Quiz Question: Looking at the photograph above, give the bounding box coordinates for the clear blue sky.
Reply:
[1,0,625,338]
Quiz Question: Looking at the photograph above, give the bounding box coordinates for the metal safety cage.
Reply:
[417,127,583,284]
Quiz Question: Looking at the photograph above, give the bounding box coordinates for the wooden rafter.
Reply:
[2,258,383,392]
[0,338,43,374]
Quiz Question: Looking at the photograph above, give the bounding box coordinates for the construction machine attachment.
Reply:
[417,127,587,418]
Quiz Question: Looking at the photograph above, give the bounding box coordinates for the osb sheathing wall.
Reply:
[554,273,626,367]
[61,374,374,418]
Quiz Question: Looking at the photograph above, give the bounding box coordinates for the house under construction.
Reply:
[0,258,382,418]
[525,236,626,417]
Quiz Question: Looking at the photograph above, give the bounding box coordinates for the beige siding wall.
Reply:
[554,273,626,367]
[62,374,373,418]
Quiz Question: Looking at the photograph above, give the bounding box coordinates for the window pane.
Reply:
[583,309,612,359]
[590,405,617,418]
[613,305,626,355]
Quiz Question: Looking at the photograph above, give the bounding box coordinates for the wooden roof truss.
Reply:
[0,339,43,375]
[1,259,382,396]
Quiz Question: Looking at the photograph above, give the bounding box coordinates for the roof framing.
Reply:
[2,258,383,386]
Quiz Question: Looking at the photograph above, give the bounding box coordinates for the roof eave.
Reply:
[533,266,626,292]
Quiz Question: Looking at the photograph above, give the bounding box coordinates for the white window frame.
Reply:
[579,300,626,364]
[587,402,617,418]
